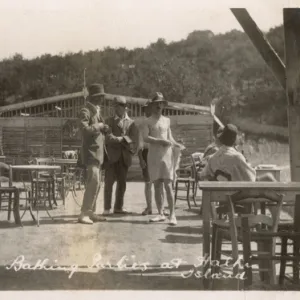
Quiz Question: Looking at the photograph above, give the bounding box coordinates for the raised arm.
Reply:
[236,153,256,181]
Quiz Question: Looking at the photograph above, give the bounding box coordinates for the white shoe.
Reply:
[103,210,111,216]
[149,215,166,222]
[169,215,177,226]
[78,215,93,225]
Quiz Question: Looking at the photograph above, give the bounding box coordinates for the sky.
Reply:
[0,0,298,60]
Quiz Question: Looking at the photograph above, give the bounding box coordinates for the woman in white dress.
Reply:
[143,92,183,225]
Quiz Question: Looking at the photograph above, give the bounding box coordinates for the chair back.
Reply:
[190,153,204,181]
[236,190,284,287]
[228,189,283,232]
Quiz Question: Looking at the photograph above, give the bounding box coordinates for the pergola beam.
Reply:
[231,8,286,91]
[284,8,300,181]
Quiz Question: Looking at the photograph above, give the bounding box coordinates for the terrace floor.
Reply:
[0,182,297,291]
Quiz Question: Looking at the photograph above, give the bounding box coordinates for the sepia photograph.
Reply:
[0,0,300,297]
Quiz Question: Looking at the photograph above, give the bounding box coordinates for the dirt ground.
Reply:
[0,182,295,291]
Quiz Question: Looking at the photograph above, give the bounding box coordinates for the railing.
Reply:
[0,90,210,118]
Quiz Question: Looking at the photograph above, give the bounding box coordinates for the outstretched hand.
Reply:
[175,143,186,151]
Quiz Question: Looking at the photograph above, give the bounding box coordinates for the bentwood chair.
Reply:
[30,158,57,208]
[174,153,202,209]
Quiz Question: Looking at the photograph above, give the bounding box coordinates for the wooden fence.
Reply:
[0,89,213,179]
[0,114,213,180]
[0,91,210,118]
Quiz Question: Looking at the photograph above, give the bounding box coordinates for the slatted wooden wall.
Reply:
[3,127,26,157]
[0,118,65,163]
[0,114,213,179]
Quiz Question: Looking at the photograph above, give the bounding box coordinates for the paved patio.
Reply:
[0,182,296,290]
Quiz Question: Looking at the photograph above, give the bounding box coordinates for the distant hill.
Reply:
[0,25,287,128]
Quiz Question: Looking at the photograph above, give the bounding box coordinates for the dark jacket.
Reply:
[78,102,106,166]
[105,115,138,167]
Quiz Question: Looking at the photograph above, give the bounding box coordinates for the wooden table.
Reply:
[52,158,77,164]
[255,166,282,181]
[51,158,77,172]
[9,165,61,226]
[198,181,300,289]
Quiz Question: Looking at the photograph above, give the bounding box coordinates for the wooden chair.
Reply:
[241,196,300,288]
[174,153,201,209]
[254,194,300,286]
[211,189,283,290]
[189,153,203,206]
[30,158,57,208]
[0,162,30,226]
[0,162,12,220]
[209,169,233,219]
[0,186,21,225]
[51,158,77,205]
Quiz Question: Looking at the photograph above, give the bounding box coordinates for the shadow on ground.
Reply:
[159,234,203,244]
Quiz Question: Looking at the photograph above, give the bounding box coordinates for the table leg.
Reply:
[28,198,36,222]
[13,188,22,226]
[9,166,12,187]
[202,190,212,289]
[52,174,58,206]
[35,171,40,226]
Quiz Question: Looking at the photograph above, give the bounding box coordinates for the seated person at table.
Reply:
[199,124,276,182]
[202,127,223,161]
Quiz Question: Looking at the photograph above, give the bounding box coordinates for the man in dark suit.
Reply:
[78,83,109,224]
[103,96,138,215]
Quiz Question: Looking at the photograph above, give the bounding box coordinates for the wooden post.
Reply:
[284,8,300,181]
[72,98,76,118]
[60,118,63,158]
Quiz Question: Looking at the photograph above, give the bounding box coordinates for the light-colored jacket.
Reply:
[199,145,256,181]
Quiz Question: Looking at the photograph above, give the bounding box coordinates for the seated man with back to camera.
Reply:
[199,124,276,182]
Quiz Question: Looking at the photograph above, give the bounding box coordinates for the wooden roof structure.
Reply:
[0,90,211,119]
[231,8,300,181]
[0,86,214,174]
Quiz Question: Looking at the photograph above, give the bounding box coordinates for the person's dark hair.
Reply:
[218,124,238,147]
